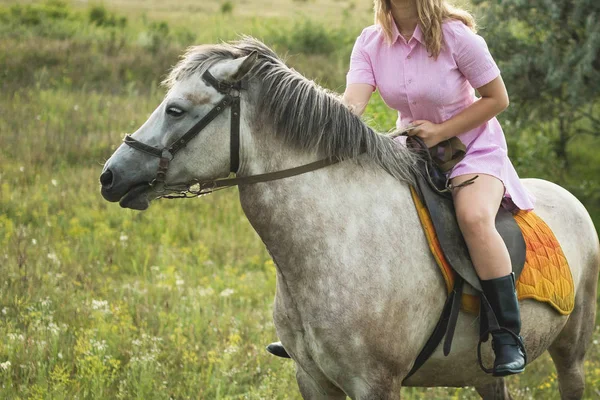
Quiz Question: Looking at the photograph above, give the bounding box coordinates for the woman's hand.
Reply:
[408,120,449,148]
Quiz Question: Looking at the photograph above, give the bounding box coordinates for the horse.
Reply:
[99,38,599,399]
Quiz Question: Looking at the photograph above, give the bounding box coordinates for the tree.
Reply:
[473,0,600,167]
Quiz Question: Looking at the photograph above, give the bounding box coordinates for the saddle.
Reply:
[403,136,526,379]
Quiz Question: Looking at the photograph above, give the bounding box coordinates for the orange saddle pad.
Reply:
[411,188,574,315]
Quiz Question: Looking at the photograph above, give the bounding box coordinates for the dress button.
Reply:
[407,55,412,59]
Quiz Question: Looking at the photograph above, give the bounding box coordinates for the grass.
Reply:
[0,0,599,398]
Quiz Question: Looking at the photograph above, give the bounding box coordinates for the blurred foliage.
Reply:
[474,0,600,165]
[473,0,600,223]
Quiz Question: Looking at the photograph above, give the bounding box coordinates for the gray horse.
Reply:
[100,38,599,399]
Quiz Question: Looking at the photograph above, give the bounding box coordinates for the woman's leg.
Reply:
[451,174,510,279]
[452,173,525,376]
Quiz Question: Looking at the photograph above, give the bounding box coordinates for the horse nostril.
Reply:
[100,169,114,189]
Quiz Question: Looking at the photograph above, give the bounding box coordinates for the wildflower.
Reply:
[19,166,24,172]
[119,234,128,242]
[0,361,11,371]
[51,179,58,186]
[91,299,111,314]
[220,288,235,297]
[31,239,37,245]
[1,308,7,315]
[176,279,185,286]
[47,253,60,265]
[199,287,214,297]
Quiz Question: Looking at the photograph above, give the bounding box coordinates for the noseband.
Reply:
[123,69,339,198]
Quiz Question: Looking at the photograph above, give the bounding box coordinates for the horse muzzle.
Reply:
[100,167,153,210]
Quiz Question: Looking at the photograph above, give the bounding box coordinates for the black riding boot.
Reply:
[266,341,290,358]
[480,273,526,376]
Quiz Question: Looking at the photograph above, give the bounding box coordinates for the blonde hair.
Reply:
[374,0,476,58]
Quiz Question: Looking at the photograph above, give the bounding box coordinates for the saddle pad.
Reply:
[410,188,575,315]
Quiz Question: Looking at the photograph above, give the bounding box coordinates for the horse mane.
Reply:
[163,37,418,184]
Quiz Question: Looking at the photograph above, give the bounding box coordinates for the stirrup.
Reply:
[477,327,527,375]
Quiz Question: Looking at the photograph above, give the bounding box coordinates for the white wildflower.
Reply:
[51,179,58,186]
[73,104,79,111]
[19,166,24,172]
[0,361,11,371]
[90,339,107,352]
[47,252,60,265]
[176,279,185,286]
[198,287,214,297]
[220,288,234,297]
[119,234,128,242]
[150,265,160,272]
[31,239,37,245]
[91,299,111,314]
[1,308,7,315]
[58,352,63,359]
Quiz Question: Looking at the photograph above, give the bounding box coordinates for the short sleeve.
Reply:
[346,30,376,89]
[449,22,500,89]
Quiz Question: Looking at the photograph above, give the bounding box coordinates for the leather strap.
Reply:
[161,157,341,198]
[443,276,464,356]
[124,134,163,157]
[230,96,241,173]
[171,95,234,156]
[404,276,464,381]
[433,137,466,173]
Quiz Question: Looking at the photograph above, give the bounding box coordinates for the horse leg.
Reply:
[475,380,513,400]
[547,280,597,399]
[296,366,346,400]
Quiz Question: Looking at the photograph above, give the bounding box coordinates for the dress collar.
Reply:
[391,21,424,45]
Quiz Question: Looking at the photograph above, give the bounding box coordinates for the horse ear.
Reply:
[211,51,258,83]
[229,50,258,82]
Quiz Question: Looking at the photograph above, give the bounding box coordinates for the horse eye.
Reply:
[166,106,184,117]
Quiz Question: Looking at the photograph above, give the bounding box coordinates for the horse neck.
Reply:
[237,126,419,281]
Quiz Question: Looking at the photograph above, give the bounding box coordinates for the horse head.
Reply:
[100,43,261,210]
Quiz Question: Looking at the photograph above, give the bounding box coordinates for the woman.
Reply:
[268,0,534,377]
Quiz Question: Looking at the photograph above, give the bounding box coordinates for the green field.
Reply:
[0,1,599,398]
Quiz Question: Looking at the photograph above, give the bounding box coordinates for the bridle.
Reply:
[123,69,339,199]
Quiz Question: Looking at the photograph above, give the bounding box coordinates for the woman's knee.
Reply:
[456,206,496,237]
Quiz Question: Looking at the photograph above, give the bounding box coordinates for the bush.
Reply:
[5,0,71,26]
[89,4,127,28]
[221,1,234,14]
[273,19,350,55]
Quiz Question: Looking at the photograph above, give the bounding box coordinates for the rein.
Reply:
[123,70,339,198]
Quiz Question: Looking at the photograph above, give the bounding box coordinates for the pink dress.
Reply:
[346,20,535,211]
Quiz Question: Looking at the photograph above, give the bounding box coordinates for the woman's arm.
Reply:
[342,83,375,116]
[410,76,509,148]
